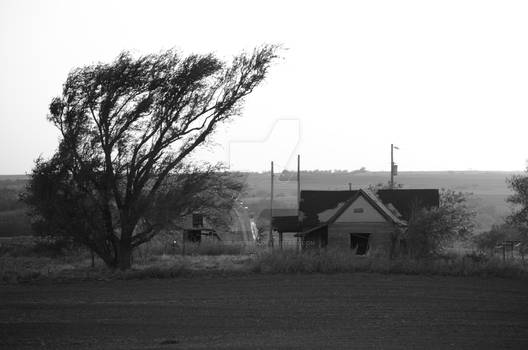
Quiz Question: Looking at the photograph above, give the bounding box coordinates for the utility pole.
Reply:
[297,155,301,251]
[297,155,301,218]
[390,144,394,189]
[390,144,398,189]
[269,161,274,248]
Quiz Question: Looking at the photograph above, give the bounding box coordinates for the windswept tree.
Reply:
[23,45,279,269]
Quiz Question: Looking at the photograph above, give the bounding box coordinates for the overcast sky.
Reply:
[1,0,527,174]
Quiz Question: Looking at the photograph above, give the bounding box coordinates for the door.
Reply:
[350,233,370,255]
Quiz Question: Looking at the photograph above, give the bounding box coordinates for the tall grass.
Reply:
[251,249,528,278]
[133,233,252,264]
[3,236,527,283]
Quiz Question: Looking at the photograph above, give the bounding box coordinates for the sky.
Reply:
[1,0,527,174]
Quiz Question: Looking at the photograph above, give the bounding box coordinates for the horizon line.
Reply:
[0,169,525,177]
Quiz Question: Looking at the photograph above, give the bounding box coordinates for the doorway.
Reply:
[350,233,370,255]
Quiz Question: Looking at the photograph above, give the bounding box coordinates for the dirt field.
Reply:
[1,273,528,349]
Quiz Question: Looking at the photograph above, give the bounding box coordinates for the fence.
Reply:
[132,234,303,262]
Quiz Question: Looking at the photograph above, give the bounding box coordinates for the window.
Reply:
[192,214,203,227]
[350,233,370,255]
[353,208,364,213]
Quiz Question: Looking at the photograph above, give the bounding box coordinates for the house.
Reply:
[173,213,220,243]
[295,188,439,254]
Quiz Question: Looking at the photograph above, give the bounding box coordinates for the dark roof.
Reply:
[377,189,439,221]
[257,208,299,233]
[300,190,357,228]
[294,224,328,237]
[299,188,440,228]
[258,208,298,221]
[272,216,299,233]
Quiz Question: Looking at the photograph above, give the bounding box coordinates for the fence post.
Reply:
[182,232,186,256]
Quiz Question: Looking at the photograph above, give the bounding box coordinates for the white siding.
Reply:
[334,195,387,223]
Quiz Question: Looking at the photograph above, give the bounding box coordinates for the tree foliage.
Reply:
[145,165,245,237]
[506,169,528,240]
[23,45,279,269]
[406,189,476,257]
[474,223,521,254]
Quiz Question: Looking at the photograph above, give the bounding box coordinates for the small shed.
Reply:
[175,213,220,243]
[258,208,299,247]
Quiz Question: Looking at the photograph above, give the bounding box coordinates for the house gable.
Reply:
[333,194,388,223]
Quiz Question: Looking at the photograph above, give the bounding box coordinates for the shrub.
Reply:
[406,189,476,258]
[474,223,523,255]
[32,237,74,257]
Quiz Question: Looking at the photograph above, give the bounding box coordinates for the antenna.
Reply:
[390,144,399,188]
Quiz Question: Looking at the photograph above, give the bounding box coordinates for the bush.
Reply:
[32,237,74,257]
[406,189,476,258]
[474,223,523,254]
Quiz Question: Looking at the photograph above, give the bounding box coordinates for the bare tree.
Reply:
[25,45,279,269]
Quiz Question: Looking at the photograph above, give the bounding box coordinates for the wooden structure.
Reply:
[180,213,220,243]
[295,188,439,255]
[258,208,298,247]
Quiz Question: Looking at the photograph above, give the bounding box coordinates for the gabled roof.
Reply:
[326,189,407,226]
[377,189,439,221]
[300,190,358,228]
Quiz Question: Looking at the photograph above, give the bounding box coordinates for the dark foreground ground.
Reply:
[1,274,528,349]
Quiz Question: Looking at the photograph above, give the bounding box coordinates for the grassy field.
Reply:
[2,238,526,284]
[0,172,524,349]
[1,273,527,349]
[0,209,31,237]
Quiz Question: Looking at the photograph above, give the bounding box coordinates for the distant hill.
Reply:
[0,175,29,180]
[0,171,521,235]
[240,170,521,232]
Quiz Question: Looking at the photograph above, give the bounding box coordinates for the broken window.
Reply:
[192,214,204,228]
[350,233,370,255]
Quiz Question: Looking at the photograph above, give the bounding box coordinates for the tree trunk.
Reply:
[117,242,133,270]
[116,216,137,270]
[90,237,118,269]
